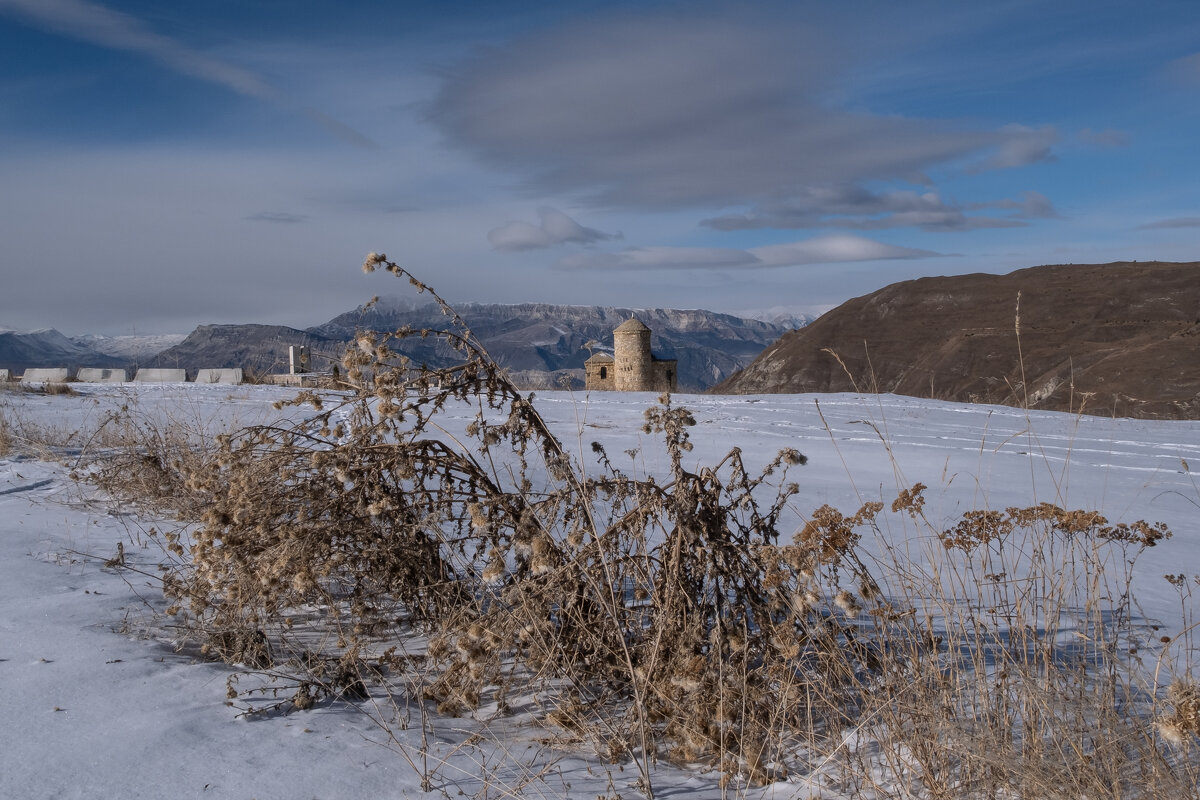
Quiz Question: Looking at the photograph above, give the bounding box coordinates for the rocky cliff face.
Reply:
[716,261,1200,419]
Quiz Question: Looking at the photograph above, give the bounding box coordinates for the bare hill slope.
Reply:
[715,261,1200,419]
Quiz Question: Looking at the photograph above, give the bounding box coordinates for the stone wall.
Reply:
[651,360,678,393]
[584,353,615,390]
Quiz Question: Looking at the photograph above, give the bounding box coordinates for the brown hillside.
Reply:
[714,261,1200,419]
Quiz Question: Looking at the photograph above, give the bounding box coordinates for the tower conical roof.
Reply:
[614,317,650,333]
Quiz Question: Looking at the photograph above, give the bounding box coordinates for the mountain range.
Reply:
[0,329,127,372]
[148,301,798,391]
[1,302,800,392]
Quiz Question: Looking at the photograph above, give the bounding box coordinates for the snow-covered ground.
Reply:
[2,384,1198,799]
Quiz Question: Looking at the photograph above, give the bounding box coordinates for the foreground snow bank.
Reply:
[2,384,1198,799]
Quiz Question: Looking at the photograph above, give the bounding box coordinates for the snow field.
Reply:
[2,383,1199,799]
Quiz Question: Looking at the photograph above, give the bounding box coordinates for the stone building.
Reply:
[584,317,678,392]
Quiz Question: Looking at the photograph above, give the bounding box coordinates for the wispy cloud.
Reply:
[0,0,272,97]
[1137,216,1200,230]
[488,207,619,251]
[0,0,376,147]
[554,235,944,271]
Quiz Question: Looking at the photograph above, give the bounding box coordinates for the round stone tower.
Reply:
[613,317,652,391]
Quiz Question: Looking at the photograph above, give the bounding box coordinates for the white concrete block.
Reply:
[0,369,9,382]
[134,368,187,383]
[77,368,128,383]
[194,368,243,385]
[21,368,70,383]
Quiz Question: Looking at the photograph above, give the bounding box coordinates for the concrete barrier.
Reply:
[134,368,187,383]
[0,369,9,382]
[194,368,243,385]
[77,368,128,383]
[21,368,70,383]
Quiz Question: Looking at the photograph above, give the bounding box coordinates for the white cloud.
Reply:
[749,235,944,266]
[488,207,619,251]
[554,235,943,271]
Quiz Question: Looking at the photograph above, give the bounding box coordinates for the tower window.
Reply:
[600,366,607,380]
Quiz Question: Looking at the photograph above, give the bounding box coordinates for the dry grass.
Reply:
[73,259,1200,798]
[0,396,87,459]
[0,380,77,396]
[80,403,221,518]
[0,382,229,522]
[0,409,11,458]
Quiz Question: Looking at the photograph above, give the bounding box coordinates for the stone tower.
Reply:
[613,317,653,391]
[585,317,677,393]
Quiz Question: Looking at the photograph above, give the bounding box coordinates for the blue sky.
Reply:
[2,0,1199,335]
